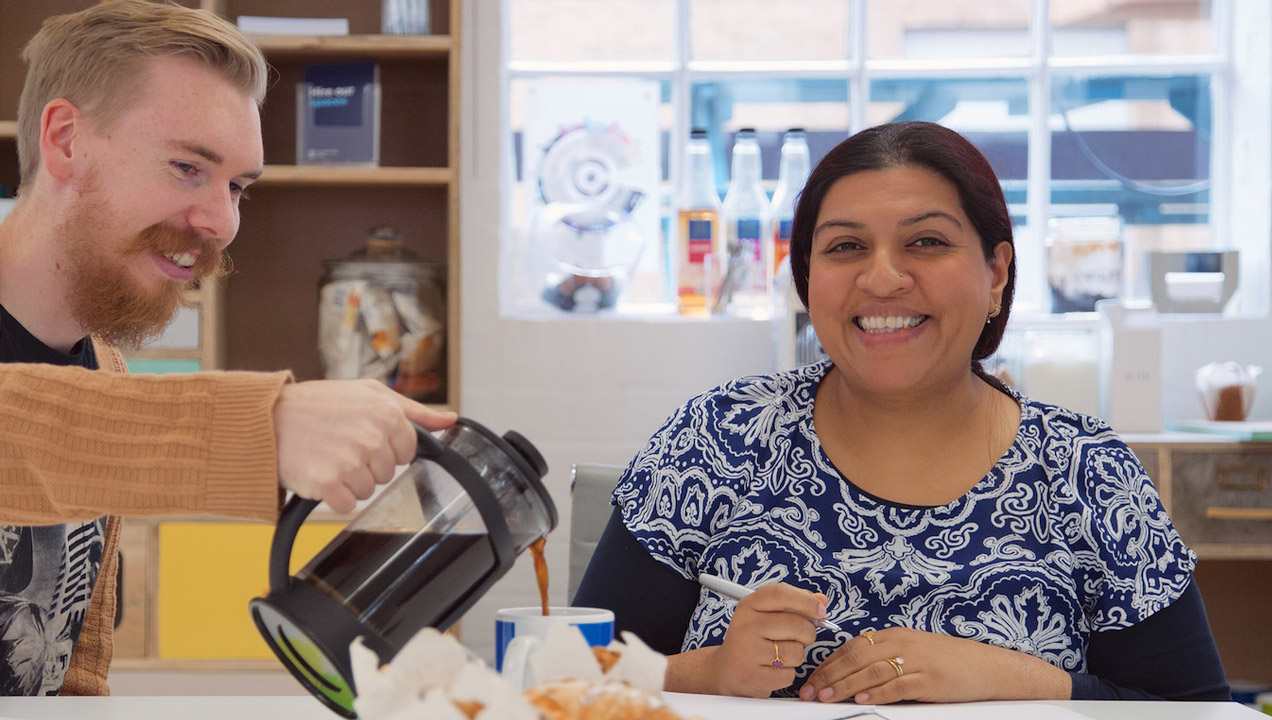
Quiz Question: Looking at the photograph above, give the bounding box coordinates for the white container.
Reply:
[1098,300,1162,432]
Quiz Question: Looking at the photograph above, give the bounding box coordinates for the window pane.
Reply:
[1049,74,1212,311]
[509,0,674,62]
[868,0,1031,60]
[868,77,1029,180]
[689,79,850,192]
[1051,0,1213,56]
[691,0,849,61]
[507,78,673,311]
[868,77,1035,307]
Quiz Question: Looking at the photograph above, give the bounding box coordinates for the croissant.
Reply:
[525,679,689,720]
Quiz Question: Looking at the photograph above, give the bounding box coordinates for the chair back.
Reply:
[567,462,624,603]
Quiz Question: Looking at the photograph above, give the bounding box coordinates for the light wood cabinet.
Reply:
[1,0,461,673]
[1126,436,1272,685]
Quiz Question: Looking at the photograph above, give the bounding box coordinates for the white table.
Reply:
[0,696,1263,720]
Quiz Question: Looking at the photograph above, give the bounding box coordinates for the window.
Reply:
[502,0,1268,319]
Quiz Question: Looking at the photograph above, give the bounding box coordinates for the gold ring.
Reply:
[885,656,904,677]
[861,630,876,645]
[770,641,785,669]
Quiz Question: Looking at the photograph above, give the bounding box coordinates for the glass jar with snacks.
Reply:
[318,226,446,403]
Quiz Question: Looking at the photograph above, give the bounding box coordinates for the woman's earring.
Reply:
[986,303,1001,324]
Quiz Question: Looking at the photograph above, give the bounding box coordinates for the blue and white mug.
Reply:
[495,606,615,688]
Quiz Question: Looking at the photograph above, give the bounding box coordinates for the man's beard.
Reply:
[60,200,229,350]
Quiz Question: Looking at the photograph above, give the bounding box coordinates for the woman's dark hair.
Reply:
[789,121,1016,367]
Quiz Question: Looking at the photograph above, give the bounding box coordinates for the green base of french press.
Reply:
[250,580,387,718]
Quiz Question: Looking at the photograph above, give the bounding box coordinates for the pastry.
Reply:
[525,679,690,720]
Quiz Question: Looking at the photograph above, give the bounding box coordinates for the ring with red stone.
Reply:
[770,641,785,669]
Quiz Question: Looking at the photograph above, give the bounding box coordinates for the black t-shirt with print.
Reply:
[0,303,106,695]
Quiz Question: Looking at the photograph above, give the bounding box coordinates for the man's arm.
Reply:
[0,362,287,523]
[0,363,456,523]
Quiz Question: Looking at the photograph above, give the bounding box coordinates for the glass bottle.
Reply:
[770,128,810,276]
[675,128,723,317]
[719,128,772,318]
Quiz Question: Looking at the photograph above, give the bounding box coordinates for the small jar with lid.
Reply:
[318,226,446,403]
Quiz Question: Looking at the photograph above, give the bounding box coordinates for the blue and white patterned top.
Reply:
[614,360,1195,694]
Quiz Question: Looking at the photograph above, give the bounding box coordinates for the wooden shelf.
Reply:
[250,33,451,60]
[256,164,452,186]
[0,120,14,139]
[112,658,285,673]
[1193,544,1272,561]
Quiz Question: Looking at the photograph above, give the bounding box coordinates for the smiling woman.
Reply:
[572,122,1230,707]
[804,165,1011,404]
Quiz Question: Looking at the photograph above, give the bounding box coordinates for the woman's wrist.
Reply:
[664,646,720,695]
[985,646,1072,700]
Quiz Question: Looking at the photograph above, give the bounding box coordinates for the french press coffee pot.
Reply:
[249,418,556,718]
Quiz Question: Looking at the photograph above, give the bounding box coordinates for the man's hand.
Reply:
[273,379,457,513]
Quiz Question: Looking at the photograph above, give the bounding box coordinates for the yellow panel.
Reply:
[158,521,345,659]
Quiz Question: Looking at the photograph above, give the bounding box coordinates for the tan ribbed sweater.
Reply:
[0,337,290,695]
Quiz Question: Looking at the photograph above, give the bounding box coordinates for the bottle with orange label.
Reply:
[675,128,723,316]
[770,128,810,278]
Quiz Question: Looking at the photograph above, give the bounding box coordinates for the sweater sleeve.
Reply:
[1069,578,1230,701]
[573,508,701,656]
[0,362,290,524]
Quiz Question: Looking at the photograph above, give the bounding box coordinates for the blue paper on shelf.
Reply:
[297,61,380,165]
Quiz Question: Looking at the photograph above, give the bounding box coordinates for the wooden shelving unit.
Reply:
[1127,438,1272,684]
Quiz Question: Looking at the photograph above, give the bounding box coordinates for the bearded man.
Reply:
[0,1,454,695]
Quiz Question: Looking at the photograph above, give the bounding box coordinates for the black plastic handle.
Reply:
[267,420,517,598]
[266,429,445,594]
[269,494,321,594]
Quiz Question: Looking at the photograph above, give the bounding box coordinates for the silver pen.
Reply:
[697,572,843,632]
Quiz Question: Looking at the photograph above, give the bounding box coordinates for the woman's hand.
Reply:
[666,583,828,697]
[798,627,1070,705]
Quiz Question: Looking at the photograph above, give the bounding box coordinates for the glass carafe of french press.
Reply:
[250,418,556,718]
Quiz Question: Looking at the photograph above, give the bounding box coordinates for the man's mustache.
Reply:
[127,223,229,282]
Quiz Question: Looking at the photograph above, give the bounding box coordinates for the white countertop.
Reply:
[0,695,1262,720]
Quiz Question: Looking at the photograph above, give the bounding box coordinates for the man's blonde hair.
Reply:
[17,0,268,188]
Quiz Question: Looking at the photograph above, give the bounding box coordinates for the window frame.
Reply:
[501,0,1269,319]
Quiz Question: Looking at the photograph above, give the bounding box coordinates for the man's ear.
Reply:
[38,98,82,183]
